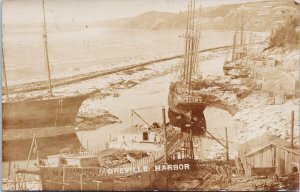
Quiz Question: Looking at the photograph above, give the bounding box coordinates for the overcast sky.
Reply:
[3,0,261,24]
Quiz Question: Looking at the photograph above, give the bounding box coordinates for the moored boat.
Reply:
[2,94,91,129]
[168,0,206,135]
[1,0,92,130]
[223,9,250,78]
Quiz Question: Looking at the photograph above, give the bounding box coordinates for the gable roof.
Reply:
[240,133,299,156]
[244,133,299,157]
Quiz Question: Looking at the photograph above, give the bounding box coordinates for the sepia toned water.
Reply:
[3,27,234,85]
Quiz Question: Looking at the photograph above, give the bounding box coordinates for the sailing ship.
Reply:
[223,10,250,78]
[168,0,206,136]
[2,0,92,129]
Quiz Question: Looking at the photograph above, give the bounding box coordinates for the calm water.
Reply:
[3,27,234,85]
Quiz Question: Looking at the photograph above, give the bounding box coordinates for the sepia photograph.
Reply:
[1,0,299,191]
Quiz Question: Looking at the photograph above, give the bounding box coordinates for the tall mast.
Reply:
[182,0,201,90]
[240,9,244,47]
[188,0,195,92]
[186,1,193,86]
[193,5,202,75]
[231,13,238,62]
[183,3,191,82]
[2,46,9,101]
[248,23,253,58]
[42,0,53,96]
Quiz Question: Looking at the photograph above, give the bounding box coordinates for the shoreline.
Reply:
[3,45,233,96]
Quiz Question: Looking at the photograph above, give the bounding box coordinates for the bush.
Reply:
[269,15,299,48]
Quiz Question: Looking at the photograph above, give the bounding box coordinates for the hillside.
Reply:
[102,0,299,32]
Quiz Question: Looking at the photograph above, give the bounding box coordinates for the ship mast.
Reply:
[240,9,244,47]
[194,6,202,75]
[231,13,238,62]
[183,3,191,82]
[42,0,53,97]
[182,0,201,93]
[2,46,9,101]
[188,0,195,92]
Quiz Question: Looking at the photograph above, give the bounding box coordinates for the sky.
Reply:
[3,0,262,24]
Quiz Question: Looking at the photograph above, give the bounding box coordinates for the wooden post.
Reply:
[34,136,40,166]
[80,173,83,191]
[189,129,194,160]
[12,164,16,190]
[62,167,65,191]
[8,161,11,179]
[204,129,226,148]
[21,134,36,186]
[2,47,9,101]
[162,107,167,163]
[149,168,152,190]
[16,172,21,190]
[261,75,264,97]
[225,127,229,161]
[291,110,294,148]
[93,180,102,190]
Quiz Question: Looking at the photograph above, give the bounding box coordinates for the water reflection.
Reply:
[3,133,82,161]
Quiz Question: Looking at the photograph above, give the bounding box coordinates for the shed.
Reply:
[261,71,298,96]
[239,134,299,177]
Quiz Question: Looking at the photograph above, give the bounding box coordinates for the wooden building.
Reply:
[261,71,298,97]
[239,134,299,177]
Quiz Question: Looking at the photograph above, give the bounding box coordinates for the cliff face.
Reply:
[103,0,299,32]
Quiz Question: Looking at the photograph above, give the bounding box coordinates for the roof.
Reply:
[244,143,273,157]
[122,125,148,134]
[245,143,299,157]
[244,134,299,157]
[122,124,162,134]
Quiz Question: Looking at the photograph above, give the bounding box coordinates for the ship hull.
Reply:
[168,105,206,136]
[3,132,81,161]
[39,166,154,191]
[168,83,207,135]
[2,94,89,129]
[223,61,249,78]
